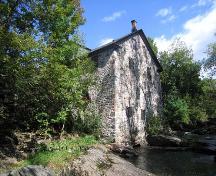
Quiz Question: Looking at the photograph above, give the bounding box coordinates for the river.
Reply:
[126,147,216,176]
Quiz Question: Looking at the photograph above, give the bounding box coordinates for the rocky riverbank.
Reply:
[60,145,155,176]
[145,118,216,155]
[0,145,155,176]
[146,133,216,155]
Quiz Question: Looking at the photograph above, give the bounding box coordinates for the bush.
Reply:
[189,107,208,122]
[146,115,163,135]
[164,97,190,125]
[34,103,101,137]
[71,108,101,137]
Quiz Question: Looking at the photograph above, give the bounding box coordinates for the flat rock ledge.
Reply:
[60,145,155,176]
[146,135,183,147]
[0,165,54,176]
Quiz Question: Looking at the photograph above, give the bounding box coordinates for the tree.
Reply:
[0,0,98,134]
[160,40,202,99]
[147,37,158,56]
[204,42,216,76]
[159,40,207,127]
[200,79,216,118]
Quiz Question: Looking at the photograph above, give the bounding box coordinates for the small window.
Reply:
[141,109,145,121]
[147,67,152,81]
[129,58,134,70]
[136,87,140,100]
[126,107,133,118]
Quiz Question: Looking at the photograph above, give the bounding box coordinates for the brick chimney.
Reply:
[131,20,137,33]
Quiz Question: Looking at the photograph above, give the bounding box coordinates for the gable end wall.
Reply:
[90,33,162,145]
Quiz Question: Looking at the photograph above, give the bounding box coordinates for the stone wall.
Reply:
[90,33,162,145]
[89,48,117,141]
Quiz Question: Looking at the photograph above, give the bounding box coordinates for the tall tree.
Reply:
[147,37,158,56]
[159,40,207,127]
[160,40,202,99]
[204,42,216,77]
[0,0,97,133]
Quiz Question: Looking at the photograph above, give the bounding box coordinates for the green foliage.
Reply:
[146,116,163,135]
[204,41,216,76]
[0,135,98,174]
[189,106,208,122]
[160,40,202,98]
[0,0,100,135]
[147,37,158,56]
[164,96,190,124]
[21,135,98,172]
[199,79,216,118]
[159,40,213,128]
[72,108,101,136]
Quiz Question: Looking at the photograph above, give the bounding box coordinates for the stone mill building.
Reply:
[88,20,162,145]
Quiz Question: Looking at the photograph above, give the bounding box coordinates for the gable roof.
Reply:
[89,29,162,72]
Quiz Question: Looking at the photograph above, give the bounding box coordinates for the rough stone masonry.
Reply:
[89,27,162,146]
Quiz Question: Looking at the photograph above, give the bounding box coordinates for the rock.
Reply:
[0,165,54,176]
[2,157,18,165]
[191,118,216,135]
[193,135,216,154]
[108,144,138,158]
[60,146,155,176]
[148,146,191,151]
[146,135,182,147]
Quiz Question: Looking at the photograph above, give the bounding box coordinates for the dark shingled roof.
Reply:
[89,29,162,72]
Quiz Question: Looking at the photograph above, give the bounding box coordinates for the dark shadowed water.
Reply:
[126,148,216,176]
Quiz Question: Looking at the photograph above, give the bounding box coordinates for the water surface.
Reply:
[126,148,216,176]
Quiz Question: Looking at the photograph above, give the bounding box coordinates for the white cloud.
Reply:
[156,7,175,24]
[102,10,126,22]
[192,0,216,8]
[156,8,172,17]
[155,4,216,61]
[179,5,188,12]
[198,0,208,6]
[161,15,176,24]
[99,38,114,46]
[197,0,216,6]
[154,35,172,52]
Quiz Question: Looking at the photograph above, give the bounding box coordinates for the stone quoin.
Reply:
[88,21,162,146]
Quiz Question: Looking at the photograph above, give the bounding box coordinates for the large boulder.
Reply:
[107,143,138,158]
[60,145,155,176]
[0,165,54,176]
[146,135,182,147]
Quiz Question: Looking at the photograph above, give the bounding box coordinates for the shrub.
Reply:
[146,115,163,135]
[189,107,208,122]
[164,97,190,125]
[72,109,101,137]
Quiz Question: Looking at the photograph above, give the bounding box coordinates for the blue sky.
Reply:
[80,0,216,60]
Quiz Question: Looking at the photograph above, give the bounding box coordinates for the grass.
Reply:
[12,135,98,174]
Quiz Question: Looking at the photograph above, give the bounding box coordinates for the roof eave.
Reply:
[89,29,163,72]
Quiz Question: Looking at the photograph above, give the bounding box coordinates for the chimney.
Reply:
[131,20,137,33]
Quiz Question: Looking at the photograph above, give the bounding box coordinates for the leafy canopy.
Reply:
[204,41,216,77]
[0,0,99,134]
[158,40,209,127]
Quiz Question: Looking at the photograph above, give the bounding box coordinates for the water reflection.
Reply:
[126,148,216,176]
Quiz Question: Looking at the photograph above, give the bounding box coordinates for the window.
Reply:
[147,67,152,81]
[141,109,145,121]
[126,107,133,118]
[129,58,134,71]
